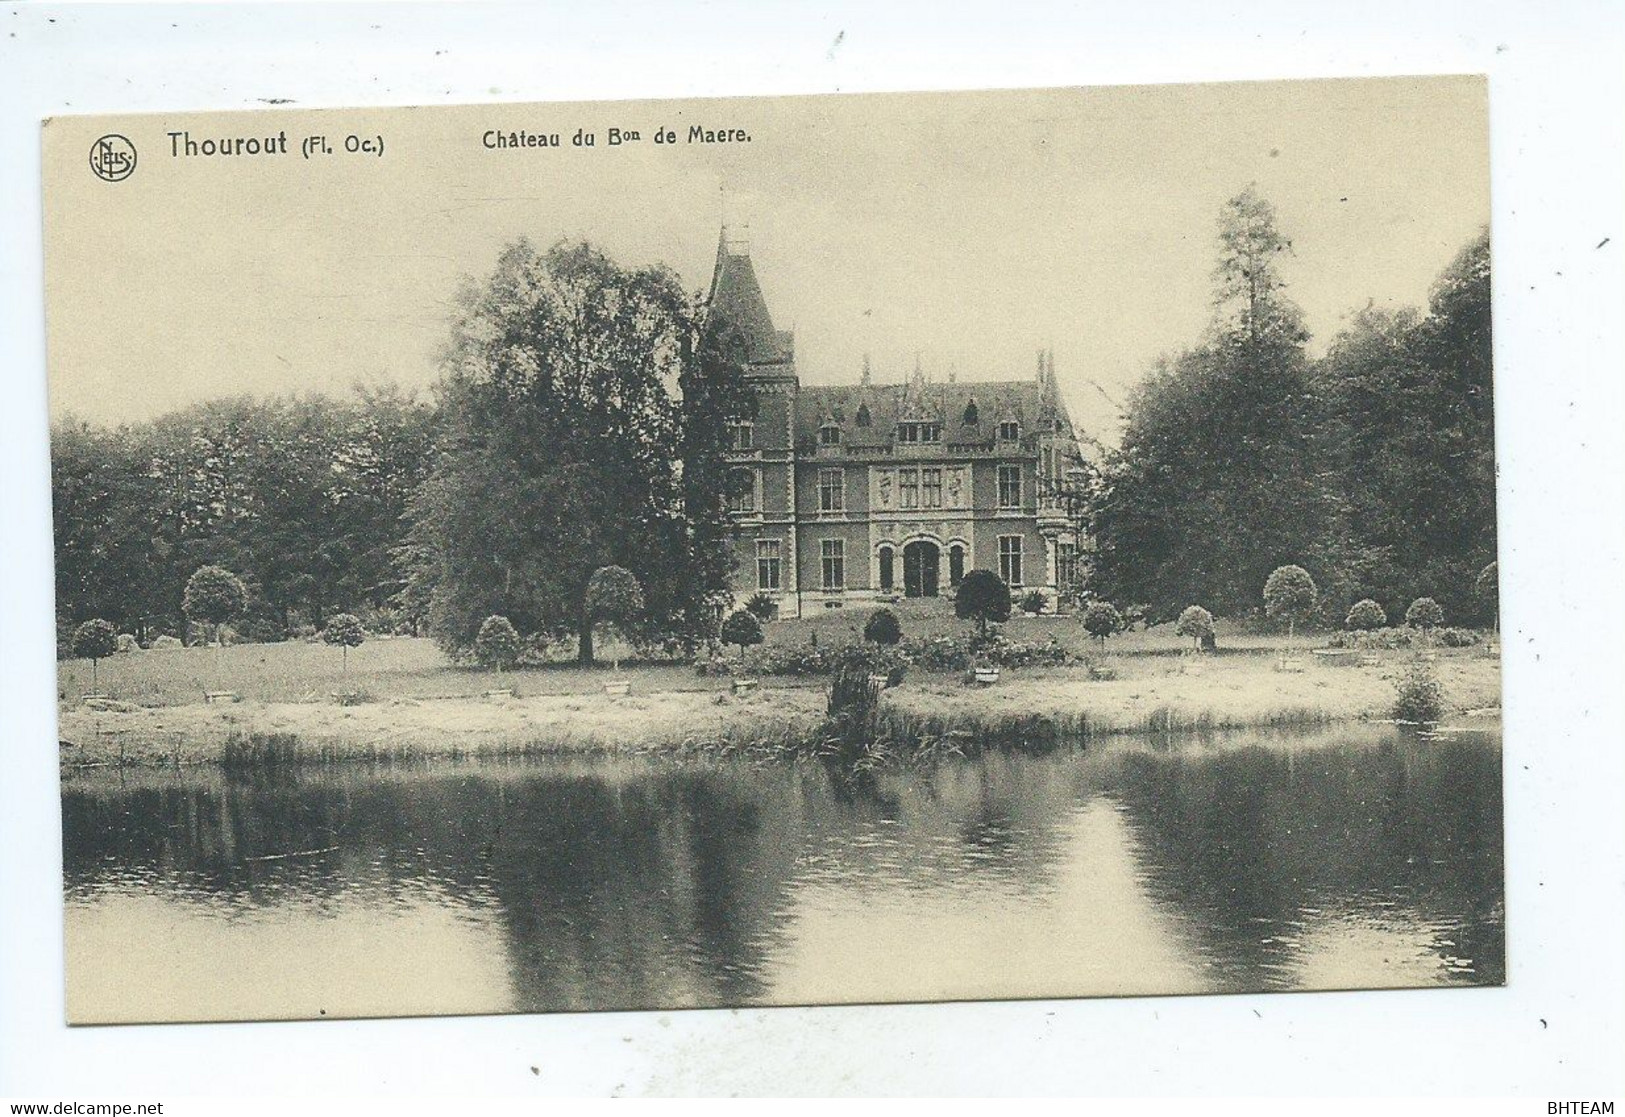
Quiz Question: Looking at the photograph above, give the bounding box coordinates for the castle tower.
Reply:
[708,227,797,383]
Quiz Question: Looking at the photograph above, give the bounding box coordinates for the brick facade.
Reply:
[711,233,1084,619]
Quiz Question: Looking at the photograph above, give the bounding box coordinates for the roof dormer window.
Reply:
[856,404,871,428]
[963,400,980,425]
[998,419,1021,442]
[897,422,942,444]
[819,421,841,446]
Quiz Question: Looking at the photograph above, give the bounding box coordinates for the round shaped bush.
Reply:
[1175,605,1215,648]
[1345,598,1387,631]
[474,614,521,671]
[720,609,764,654]
[1081,601,1123,642]
[1263,565,1318,633]
[322,613,366,648]
[954,569,1012,633]
[72,618,118,662]
[1405,596,1444,630]
[1019,590,1047,616]
[863,607,902,646]
[183,565,248,631]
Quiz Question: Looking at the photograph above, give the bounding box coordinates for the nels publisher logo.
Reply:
[89,134,137,182]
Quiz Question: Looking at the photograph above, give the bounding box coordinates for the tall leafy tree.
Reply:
[400,239,751,663]
[1320,230,1495,622]
[1089,186,1356,621]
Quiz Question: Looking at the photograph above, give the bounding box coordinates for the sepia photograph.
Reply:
[42,77,1502,1026]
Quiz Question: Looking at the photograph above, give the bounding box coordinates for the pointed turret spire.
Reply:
[860,352,872,386]
[708,225,791,369]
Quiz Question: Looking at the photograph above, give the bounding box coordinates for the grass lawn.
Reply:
[56,612,1500,767]
[57,634,823,709]
[59,605,1488,711]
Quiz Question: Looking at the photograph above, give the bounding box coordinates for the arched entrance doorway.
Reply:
[902,540,940,598]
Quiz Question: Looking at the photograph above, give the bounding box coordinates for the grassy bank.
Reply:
[882,651,1501,740]
[57,637,1501,769]
[58,686,832,768]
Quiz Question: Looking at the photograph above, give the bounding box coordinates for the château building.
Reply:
[711,231,1086,618]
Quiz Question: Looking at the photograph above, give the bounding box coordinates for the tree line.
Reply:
[1077,187,1496,630]
[53,202,1497,661]
[53,384,438,648]
[54,239,755,662]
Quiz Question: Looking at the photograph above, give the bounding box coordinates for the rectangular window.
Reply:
[821,539,845,590]
[818,468,844,512]
[921,468,943,508]
[896,422,942,443]
[756,540,781,591]
[999,420,1020,442]
[998,464,1023,509]
[731,423,754,451]
[1000,535,1024,587]
[727,468,755,513]
[898,468,919,509]
[1056,541,1078,591]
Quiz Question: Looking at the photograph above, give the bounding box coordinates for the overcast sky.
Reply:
[45,75,1487,442]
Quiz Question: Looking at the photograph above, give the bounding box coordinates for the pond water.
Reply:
[61,721,1504,1023]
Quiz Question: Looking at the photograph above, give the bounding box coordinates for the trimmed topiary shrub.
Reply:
[183,565,248,647]
[1264,565,1318,638]
[863,607,902,646]
[1346,598,1387,631]
[1081,601,1123,647]
[72,618,118,691]
[955,569,1012,637]
[720,609,764,660]
[474,615,521,674]
[1175,605,1215,651]
[1406,596,1444,632]
[322,612,366,675]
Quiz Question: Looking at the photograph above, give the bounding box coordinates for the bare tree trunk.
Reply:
[578,600,595,666]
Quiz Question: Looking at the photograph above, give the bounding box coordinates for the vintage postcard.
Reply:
[44,77,1501,1024]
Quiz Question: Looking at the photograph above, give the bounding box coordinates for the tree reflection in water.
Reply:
[62,723,1503,1022]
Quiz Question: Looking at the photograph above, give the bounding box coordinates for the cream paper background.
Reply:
[4,1,1623,1099]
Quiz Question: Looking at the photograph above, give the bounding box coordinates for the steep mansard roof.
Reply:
[795,377,1065,449]
[705,231,1080,451]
